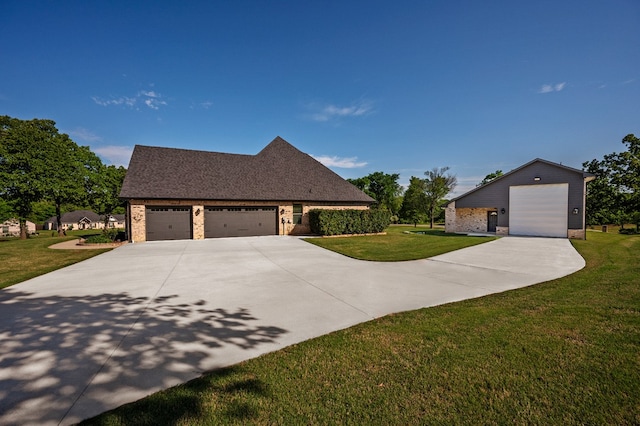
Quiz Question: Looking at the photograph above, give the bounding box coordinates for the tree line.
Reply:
[0,116,126,239]
[348,168,457,228]
[583,134,639,229]
[348,134,639,231]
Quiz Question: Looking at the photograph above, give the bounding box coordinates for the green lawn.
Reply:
[82,230,640,425]
[305,225,497,261]
[0,231,112,289]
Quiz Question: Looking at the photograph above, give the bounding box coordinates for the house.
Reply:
[1,219,36,236]
[119,137,375,242]
[44,210,126,231]
[445,158,595,239]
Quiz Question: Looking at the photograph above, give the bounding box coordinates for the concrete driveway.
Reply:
[0,236,585,425]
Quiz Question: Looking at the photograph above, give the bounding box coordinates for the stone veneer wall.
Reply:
[567,229,585,239]
[445,201,494,234]
[127,199,369,241]
[496,226,509,236]
[444,202,457,233]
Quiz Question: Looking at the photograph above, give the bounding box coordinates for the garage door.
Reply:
[205,207,277,238]
[145,207,192,241]
[509,184,568,237]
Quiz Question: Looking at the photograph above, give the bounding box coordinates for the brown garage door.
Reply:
[204,207,277,238]
[145,207,192,241]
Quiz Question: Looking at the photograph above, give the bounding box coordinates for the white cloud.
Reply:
[93,89,167,110]
[312,155,368,168]
[93,145,134,167]
[144,97,167,110]
[92,96,137,107]
[68,127,102,143]
[538,82,566,94]
[309,100,374,122]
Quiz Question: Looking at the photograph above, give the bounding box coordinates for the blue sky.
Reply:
[1,1,638,196]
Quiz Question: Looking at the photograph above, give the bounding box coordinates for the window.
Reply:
[293,204,303,225]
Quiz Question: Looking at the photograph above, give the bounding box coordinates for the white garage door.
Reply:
[509,184,568,238]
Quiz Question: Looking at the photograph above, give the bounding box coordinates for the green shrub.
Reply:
[618,228,639,235]
[308,209,391,236]
[84,235,112,244]
[102,228,118,241]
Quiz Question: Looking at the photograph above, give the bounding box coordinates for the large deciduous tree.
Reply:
[0,117,56,238]
[477,170,503,186]
[424,167,457,229]
[348,171,402,215]
[0,115,107,238]
[612,134,640,225]
[88,164,127,231]
[48,134,104,236]
[583,134,640,229]
[399,176,428,226]
[582,158,619,226]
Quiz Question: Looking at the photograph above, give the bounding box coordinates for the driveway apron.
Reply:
[0,236,585,425]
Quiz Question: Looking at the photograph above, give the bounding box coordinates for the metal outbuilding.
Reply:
[445,159,595,239]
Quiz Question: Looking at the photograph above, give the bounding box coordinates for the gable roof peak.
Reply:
[120,137,374,203]
[257,136,299,155]
[450,157,595,202]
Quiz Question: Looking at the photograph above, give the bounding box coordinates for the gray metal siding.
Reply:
[455,162,585,229]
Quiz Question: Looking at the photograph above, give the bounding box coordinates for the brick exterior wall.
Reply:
[192,205,204,239]
[127,199,369,242]
[129,204,146,243]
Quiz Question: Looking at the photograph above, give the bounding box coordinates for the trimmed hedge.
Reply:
[83,234,113,244]
[308,209,391,236]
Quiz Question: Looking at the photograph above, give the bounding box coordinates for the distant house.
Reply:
[1,219,36,236]
[445,158,595,239]
[119,136,375,242]
[44,210,126,231]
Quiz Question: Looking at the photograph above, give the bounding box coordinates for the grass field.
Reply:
[81,230,640,425]
[305,225,496,261]
[0,231,111,289]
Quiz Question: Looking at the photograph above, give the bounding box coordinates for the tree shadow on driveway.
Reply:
[0,290,288,425]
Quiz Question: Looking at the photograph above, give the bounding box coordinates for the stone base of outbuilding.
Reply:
[496,226,509,236]
[446,201,587,240]
[567,229,586,239]
[445,203,496,234]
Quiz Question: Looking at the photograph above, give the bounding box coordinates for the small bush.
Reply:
[308,209,391,236]
[618,228,639,235]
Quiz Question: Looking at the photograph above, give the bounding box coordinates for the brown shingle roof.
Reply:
[119,137,374,203]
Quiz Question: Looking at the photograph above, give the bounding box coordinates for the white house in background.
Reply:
[1,219,36,236]
[43,210,126,231]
